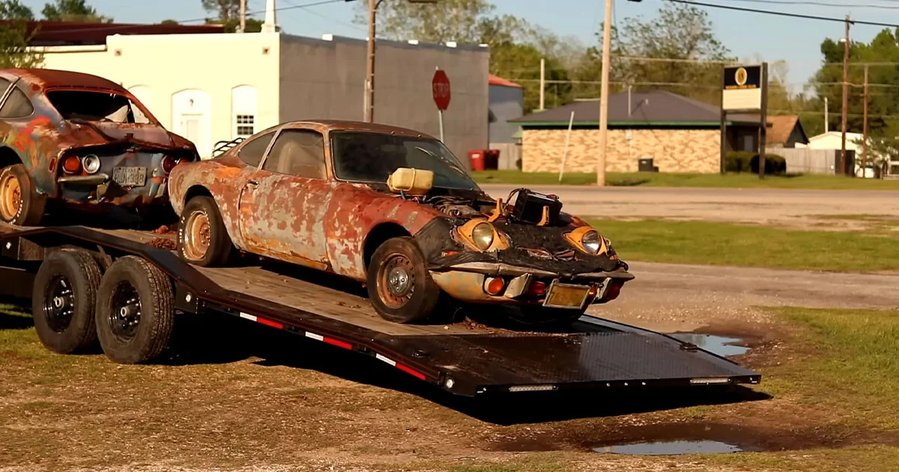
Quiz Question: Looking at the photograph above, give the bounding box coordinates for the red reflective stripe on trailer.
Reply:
[256,317,284,329]
[323,337,352,350]
[395,363,427,381]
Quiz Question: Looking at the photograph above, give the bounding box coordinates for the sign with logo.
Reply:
[722,65,763,111]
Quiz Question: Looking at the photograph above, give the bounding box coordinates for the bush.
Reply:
[725,151,787,175]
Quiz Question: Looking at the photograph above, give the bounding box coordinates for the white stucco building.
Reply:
[36,31,489,159]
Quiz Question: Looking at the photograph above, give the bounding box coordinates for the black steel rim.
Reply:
[43,275,75,333]
[109,281,142,342]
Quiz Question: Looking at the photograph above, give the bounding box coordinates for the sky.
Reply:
[18,0,899,95]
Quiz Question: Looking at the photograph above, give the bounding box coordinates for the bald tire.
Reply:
[367,237,440,324]
[95,256,174,364]
[0,164,45,226]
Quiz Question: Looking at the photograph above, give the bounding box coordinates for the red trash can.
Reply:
[468,150,485,171]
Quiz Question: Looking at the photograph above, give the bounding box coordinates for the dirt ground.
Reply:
[2,187,898,471]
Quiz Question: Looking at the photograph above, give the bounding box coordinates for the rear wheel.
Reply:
[178,196,233,266]
[367,237,440,323]
[95,256,174,364]
[31,249,101,353]
[0,164,45,226]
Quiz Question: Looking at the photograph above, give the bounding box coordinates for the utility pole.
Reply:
[239,0,247,33]
[539,58,545,111]
[364,0,378,122]
[863,64,869,176]
[840,15,851,175]
[824,96,829,133]
[596,0,613,187]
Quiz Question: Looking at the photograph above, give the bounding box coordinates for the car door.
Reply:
[237,127,333,269]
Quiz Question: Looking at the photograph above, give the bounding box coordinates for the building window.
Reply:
[236,114,255,136]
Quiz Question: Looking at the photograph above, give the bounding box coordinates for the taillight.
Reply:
[602,280,623,302]
[62,155,82,175]
[527,280,547,297]
[161,155,181,174]
[484,277,506,296]
[82,154,101,174]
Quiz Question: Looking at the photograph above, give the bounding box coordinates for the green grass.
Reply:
[588,219,899,271]
[473,170,899,190]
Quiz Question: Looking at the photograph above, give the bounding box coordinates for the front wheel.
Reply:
[178,196,234,266]
[366,237,440,323]
[0,164,45,226]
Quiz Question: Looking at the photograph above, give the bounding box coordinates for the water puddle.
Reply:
[593,439,746,455]
[670,333,750,357]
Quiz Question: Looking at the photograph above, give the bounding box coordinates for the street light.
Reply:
[361,0,437,123]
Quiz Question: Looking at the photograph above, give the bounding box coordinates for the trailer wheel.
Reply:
[367,237,440,323]
[0,164,45,226]
[31,249,101,354]
[95,256,174,364]
[178,196,233,266]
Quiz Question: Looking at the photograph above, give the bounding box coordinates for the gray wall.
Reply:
[488,84,524,145]
[777,148,839,174]
[279,35,489,163]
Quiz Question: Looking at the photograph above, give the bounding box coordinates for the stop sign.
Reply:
[432,69,451,111]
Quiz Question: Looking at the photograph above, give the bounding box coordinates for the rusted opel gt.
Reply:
[168,120,632,324]
[0,69,198,226]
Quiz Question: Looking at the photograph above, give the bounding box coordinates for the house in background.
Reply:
[512,90,761,174]
[488,74,524,169]
[727,114,808,151]
[30,8,488,159]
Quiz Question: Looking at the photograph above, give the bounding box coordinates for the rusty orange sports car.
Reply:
[0,68,198,226]
[168,121,632,324]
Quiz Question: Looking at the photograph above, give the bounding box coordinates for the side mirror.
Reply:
[387,168,433,196]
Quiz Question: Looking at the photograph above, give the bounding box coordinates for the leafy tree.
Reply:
[578,3,732,104]
[812,28,899,139]
[202,0,240,22]
[0,0,32,19]
[354,0,494,44]
[42,0,110,22]
[0,0,42,68]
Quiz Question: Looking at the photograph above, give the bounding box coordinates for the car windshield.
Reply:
[47,91,153,124]
[331,132,479,191]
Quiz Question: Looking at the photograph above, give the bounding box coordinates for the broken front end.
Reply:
[416,188,633,312]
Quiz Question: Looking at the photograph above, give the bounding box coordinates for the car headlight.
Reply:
[82,154,101,174]
[471,222,495,251]
[582,230,601,255]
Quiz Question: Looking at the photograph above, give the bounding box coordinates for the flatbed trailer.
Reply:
[0,222,760,397]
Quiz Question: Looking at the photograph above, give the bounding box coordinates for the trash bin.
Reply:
[484,149,500,170]
[468,150,485,171]
[638,157,655,172]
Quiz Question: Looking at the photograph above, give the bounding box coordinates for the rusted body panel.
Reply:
[0,68,197,209]
[169,120,631,308]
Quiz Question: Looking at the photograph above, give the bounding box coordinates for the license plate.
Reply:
[112,167,147,187]
[543,282,590,309]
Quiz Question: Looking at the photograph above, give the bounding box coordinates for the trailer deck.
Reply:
[0,223,761,397]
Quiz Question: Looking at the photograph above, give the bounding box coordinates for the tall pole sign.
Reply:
[432,68,451,142]
[722,63,768,179]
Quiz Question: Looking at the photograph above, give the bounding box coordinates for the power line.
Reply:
[665,0,899,27]
[729,0,899,9]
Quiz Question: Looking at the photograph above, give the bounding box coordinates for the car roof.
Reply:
[0,68,127,93]
[283,120,437,139]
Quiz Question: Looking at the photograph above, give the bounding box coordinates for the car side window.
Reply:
[0,87,33,119]
[237,131,275,167]
[262,129,326,179]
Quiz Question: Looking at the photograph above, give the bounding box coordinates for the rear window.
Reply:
[47,91,151,124]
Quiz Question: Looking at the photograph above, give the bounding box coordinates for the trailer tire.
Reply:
[367,237,440,323]
[32,249,101,354]
[95,256,174,364]
[0,164,45,226]
[178,196,233,267]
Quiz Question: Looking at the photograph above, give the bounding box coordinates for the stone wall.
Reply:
[522,128,720,173]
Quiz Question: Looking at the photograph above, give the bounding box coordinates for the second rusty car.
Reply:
[0,68,198,226]
[168,120,632,324]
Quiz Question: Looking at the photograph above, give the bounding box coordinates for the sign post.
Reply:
[722,63,768,178]
[432,68,451,142]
